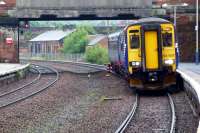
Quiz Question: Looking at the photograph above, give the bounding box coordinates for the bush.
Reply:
[61,27,88,53]
[85,45,109,65]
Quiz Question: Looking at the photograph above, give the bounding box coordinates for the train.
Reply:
[108,18,178,90]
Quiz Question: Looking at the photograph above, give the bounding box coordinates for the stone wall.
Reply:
[177,15,198,62]
[154,0,195,5]
[0,0,16,16]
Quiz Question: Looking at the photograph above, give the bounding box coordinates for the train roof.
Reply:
[108,18,172,38]
[130,17,171,25]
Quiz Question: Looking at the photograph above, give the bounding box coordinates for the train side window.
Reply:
[130,35,139,49]
[162,33,172,47]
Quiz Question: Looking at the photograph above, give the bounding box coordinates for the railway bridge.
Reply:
[10,0,155,19]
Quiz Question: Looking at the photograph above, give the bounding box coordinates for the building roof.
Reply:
[88,35,107,46]
[30,30,74,42]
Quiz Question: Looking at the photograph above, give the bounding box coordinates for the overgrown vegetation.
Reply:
[60,25,95,54]
[85,45,109,65]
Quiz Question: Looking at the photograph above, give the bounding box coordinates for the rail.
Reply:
[115,94,138,133]
[0,64,59,109]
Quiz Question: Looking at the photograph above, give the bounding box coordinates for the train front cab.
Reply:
[127,23,177,90]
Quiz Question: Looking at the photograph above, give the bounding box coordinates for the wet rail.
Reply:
[115,93,176,133]
[0,64,59,109]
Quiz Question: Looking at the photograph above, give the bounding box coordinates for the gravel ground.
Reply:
[171,91,199,133]
[0,71,135,133]
[126,94,171,133]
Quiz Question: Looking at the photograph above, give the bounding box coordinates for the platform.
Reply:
[0,63,30,76]
[177,63,200,133]
[178,63,200,84]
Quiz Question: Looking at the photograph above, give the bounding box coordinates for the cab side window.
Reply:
[130,35,139,49]
[162,33,172,47]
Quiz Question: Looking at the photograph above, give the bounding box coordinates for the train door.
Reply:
[144,31,159,69]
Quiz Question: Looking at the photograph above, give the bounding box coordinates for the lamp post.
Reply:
[195,0,199,65]
[162,3,188,27]
[162,3,188,67]
[0,0,6,5]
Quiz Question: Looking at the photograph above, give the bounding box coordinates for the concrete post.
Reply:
[195,0,199,65]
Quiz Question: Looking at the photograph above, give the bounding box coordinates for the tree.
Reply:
[85,45,109,65]
[61,25,95,54]
[77,24,96,35]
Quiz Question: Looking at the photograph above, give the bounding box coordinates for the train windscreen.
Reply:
[130,35,140,49]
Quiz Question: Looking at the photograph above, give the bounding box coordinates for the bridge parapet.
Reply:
[16,0,152,9]
[12,0,153,19]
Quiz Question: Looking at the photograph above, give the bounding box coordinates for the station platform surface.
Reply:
[178,63,200,84]
[0,63,29,76]
[178,63,200,133]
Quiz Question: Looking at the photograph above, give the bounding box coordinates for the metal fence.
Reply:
[20,53,85,62]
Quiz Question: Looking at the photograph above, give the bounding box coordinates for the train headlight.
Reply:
[130,61,140,67]
[164,59,174,65]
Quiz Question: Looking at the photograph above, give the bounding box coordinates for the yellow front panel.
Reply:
[127,25,141,74]
[161,24,176,71]
[145,31,158,69]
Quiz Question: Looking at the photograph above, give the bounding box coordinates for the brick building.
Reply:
[154,0,198,62]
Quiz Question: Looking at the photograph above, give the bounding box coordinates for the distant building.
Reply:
[19,27,56,56]
[87,35,108,49]
[29,30,74,55]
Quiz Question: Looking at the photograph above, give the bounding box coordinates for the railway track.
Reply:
[115,93,176,133]
[21,59,107,73]
[0,60,198,132]
[0,64,59,109]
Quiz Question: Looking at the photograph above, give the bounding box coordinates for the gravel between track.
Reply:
[0,71,135,133]
[125,94,171,133]
[172,91,199,133]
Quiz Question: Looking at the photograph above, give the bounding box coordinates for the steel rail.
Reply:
[0,66,41,98]
[168,93,176,133]
[21,59,107,71]
[115,94,138,133]
[0,64,59,109]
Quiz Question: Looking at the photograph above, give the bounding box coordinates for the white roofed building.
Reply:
[29,30,74,55]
